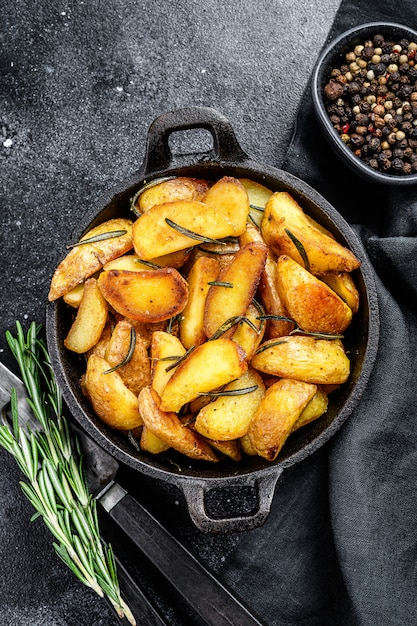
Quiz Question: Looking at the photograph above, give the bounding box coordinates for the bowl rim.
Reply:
[311,21,417,185]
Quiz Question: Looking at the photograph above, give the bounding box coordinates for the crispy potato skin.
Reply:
[48,218,133,301]
[251,335,350,385]
[97,267,189,322]
[84,354,142,431]
[275,255,353,334]
[261,192,360,275]
[159,338,248,413]
[247,378,317,461]
[138,387,218,462]
[104,319,151,395]
[64,278,108,354]
[204,242,268,338]
[136,177,211,213]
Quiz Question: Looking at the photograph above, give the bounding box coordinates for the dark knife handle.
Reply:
[100,484,264,626]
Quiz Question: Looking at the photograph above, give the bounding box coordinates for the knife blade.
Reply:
[0,361,265,626]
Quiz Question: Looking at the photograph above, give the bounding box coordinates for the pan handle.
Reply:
[140,106,249,175]
[180,470,282,534]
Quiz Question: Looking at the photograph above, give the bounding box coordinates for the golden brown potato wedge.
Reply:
[64,278,108,354]
[203,176,249,236]
[246,378,317,461]
[63,283,85,309]
[275,255,353,334]
[320,272,360,314]
[132,200,238,260]
[140,425,170,454]
[180,256,220,349]
[84,354,142,430]
[232,302,266,360]
[261,192,360,275]
[251,335,350,385]
[104,319,151,395]
[194,369,265,441]
[188,423,242,461]
[291,387,329,432]
[239,222,294,339]
[138,387,218,462]
[239,178,273,228]
[48,218,134,301]
[150,331,186,397]
[135,177,211,214]
[159,338,248,413]
[204,242,268,338]
[97,267,189,323]
[86,321,113,359]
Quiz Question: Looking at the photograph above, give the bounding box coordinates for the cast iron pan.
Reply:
[46,106,380,533]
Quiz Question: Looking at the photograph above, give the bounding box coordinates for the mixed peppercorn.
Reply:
[323,33,417,175]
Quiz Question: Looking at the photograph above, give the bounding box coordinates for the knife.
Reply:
[0,361,265,626]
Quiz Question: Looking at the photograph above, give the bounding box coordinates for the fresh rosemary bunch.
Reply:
[0,321,135,625]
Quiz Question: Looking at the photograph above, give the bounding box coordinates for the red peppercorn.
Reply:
[341,122,350,133]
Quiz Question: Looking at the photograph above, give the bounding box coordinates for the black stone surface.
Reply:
[0,2,341,624]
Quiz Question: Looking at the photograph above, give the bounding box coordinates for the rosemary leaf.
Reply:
[104,326,136,374]
[66,230,127,249]
[165,345,196,372]
[250,203,265,212]
[207,280,234,288]
[134,258,161,269]
[209,316,244,341]
[285,228,310,272]
[257,314,295,324]
[198,385,259,398]
[165,218,226,245]
[255,339,288,354]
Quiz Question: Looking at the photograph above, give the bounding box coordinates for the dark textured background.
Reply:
[5,1,415,625]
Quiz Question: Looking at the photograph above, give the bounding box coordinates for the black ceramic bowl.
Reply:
[46,106,380,533]
[312,22,417,185]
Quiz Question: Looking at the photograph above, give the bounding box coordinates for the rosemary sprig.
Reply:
[165,218,226,245]
[197,385,258,397]
[103,326,136,374]
[0,322,135,625]
[285,228,310,272]
[67,230,127,249]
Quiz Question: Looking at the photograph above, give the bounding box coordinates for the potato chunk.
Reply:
[138,387,218,462]
[132,200,238,260]
[104,319,151,395]
[246,378,317,460]
[48,218,134,301]
[320,272,360,314]
[135,177,211,213]
[64,278,108,353]
[150,331,186,396]
[203,176,249,236]
[84,354,142,431]
[194,369,265,441]
[275,255,353,334]
[238,178,273,228]
[204,242,268,338]
[261,192,360,275]
[159,338,247,413]
[97,267,188,323]
[179,256,220,349]
[251,335,350,385]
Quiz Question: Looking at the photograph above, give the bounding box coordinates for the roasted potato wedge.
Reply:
[138,387,218,462]
[320,272,360,314]
[246,378,317,461]
[97,267,188,323]
[132,200,238,260]
[261,192,360,275]
[291,387,329,432]
[232,302,266,360]
[84,354,142,430]
[180,256,220,349]
[194,369,265,441]
[135,177,211,214]
[203,176,249,236]
[204,242,268,338]
[275,255,353,334]
[150,331,186,396]
[104,319,151,395]
[48,218,134,301]
[239,178,273,228]
[64,278,108,354]
[159,338,247,413]
[140,425,170,454]
[63,283,85,308]
[239,222,294,339]
[251,335,350,385]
